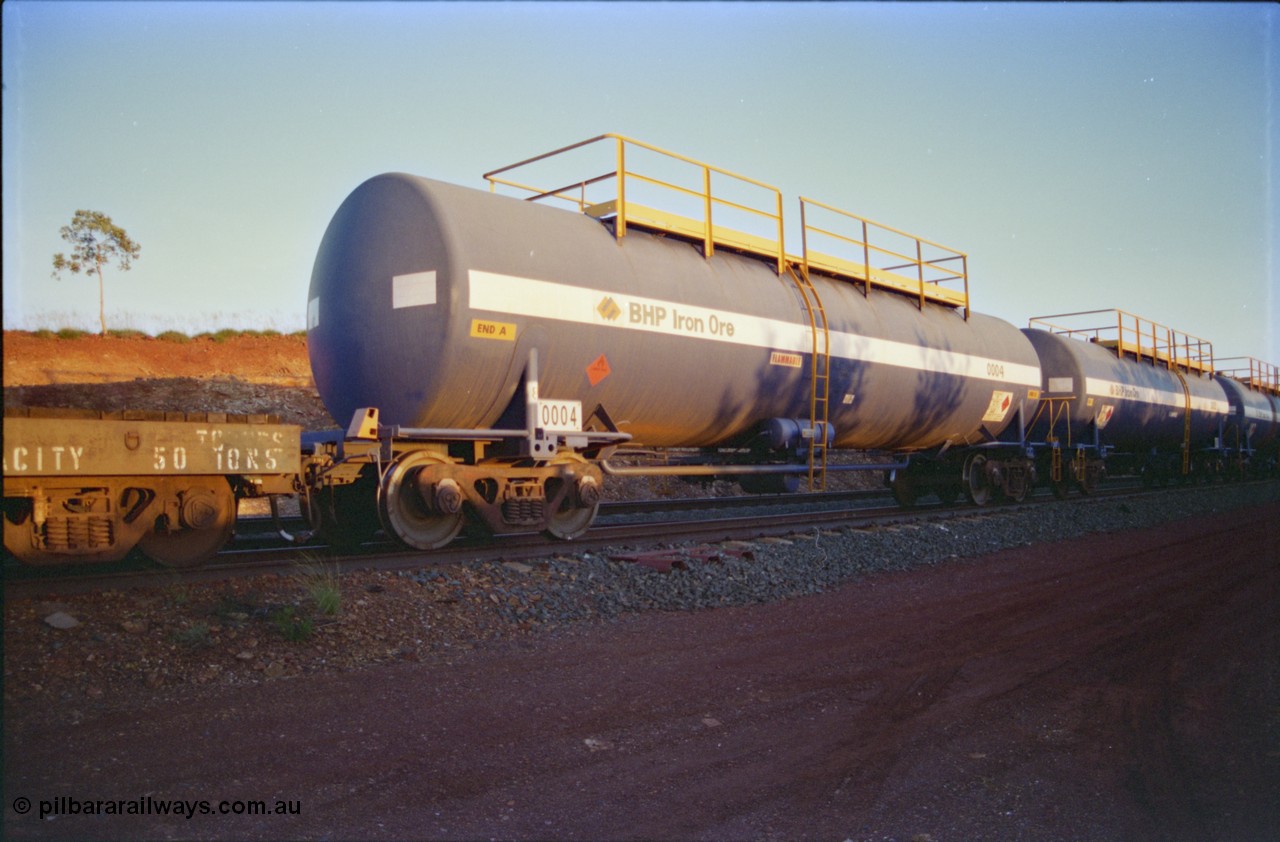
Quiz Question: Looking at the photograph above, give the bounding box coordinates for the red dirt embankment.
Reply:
[2,331,312,388]
[2,331,333,429]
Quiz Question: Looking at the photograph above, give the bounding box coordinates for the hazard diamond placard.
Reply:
[587,354,611,386]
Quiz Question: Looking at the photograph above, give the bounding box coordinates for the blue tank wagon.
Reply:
[1023,311,1233,491]
[305,135,1044,545]
[1214,358,1280,477]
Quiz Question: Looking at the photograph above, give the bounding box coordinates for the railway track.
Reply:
[3,481,1156,598]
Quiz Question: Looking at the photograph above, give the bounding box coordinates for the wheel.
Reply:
[964,453,993,506]
[1005,469,1029,503]
[1078,462,1101,495]
[378,452,465,550]
[307,468,383,553]
[138,478,235,567]
[543,455,601,540]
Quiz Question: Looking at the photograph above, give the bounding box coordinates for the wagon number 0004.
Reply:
[536,400,582,432]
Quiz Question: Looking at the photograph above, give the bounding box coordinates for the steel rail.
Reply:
[3,481,1159,599]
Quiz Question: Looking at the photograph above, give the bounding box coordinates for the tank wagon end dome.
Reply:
[307,173,466,429]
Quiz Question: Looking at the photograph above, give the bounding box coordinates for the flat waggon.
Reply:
[3,408,299,566]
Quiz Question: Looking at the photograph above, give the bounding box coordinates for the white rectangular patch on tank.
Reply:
[392,271,437,309]
[307,297,320,330]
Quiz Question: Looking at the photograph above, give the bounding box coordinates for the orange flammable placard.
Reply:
[587,354,611,386]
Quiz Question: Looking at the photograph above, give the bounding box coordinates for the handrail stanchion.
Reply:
[702,166,713,259]
[774,191,784,274]
[916,239,925,311]
[800,199,810,276]
[860,220,871,298]
[616,136,627,240]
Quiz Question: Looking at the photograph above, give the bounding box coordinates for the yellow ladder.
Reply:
[787,262,831,490]
[1174,370,1192,475]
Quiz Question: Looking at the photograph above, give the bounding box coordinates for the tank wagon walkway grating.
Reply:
[482,133,970,316]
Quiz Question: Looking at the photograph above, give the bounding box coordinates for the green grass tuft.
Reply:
[172,623,213,649]
[295,559,342,616]
[271,606,313,642]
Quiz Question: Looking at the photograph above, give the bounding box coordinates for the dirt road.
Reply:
[4,502,1277,841]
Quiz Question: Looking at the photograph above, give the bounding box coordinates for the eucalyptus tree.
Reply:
[51,210,141,336]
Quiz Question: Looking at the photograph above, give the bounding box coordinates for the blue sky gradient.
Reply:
[3,2,1276,362]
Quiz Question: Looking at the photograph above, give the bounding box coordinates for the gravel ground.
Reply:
[514,482,1278,619]
[5,481,1276,732]
[5,482,1277,842]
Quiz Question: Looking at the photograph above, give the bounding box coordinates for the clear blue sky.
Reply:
[3,2,1276,363]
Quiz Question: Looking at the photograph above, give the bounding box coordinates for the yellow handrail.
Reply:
[484,133,787,272]
[483,134,969,310]
[1028,309,1215,374]
[799,196,969,315]
[1216,356,1280,393]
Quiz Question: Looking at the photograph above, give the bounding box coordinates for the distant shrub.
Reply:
[156,330,191,343]
[55,328,89,339]
[187,327,296,341]
[195,329,241,343]
[107,329,148,340]
[33,328,57,339]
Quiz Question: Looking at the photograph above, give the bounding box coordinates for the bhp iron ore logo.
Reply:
[596,296,621,321]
